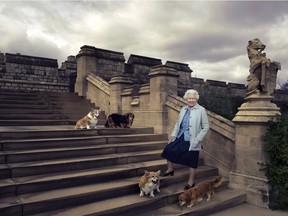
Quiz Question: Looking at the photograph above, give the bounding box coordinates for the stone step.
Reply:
[0,99,48,105]
[0,154,4,163]
[0,108,104,114]
[0,104,53,109]
[0,102,95,109]
[0,109,62,114]
[0,159,168,198]
[0,167,217,216]
[3,159,207,200]
[136,188,246,216]
[0,90,39,96]
[0,113,105,120]
[0,119,77,126]
[0,178,16,198]
[0,100,93,107]
[8,149,164,178]
[0,127,154,140]
[27,175,235,216]
[0,196,22,216]
[1,133,167,150]
[0,164,10,179]
[3,140,166,163]
[47,101,95,107]
[44,92,83,98]
[0,90,79,98]
[0,119,106,126]
[0,113,68,120]
[0,110,106,121]
[0,95,42,100]
[0,97,92,105]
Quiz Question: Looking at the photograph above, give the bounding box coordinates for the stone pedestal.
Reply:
[231,92,281,208]
[148,65,179,133]
[109,76,133,114]
[232,92,280,122]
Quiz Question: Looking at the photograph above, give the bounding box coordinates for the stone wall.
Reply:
[188,78,247,120]
[0,52,70,92]
[75,45,288,119]
[125,54,162,84]
[165,61,192,91]
[76,45,125,83]
[1,46,287,116]
[75,45,196,93]
[60,55,77,76]
[60,55,77,92]
[0,52,5,78]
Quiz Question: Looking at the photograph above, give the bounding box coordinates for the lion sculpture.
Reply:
[246,38,281,96]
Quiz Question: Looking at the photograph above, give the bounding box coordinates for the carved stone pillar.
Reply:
[231,85,281,208]
[75,46,97,96]
[230,121,271,207]
[148,65,179,133]
[109,76,133,114]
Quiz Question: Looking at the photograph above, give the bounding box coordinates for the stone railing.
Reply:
[85,73,110,112]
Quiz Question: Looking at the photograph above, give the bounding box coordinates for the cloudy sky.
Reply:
[0,0,287,86]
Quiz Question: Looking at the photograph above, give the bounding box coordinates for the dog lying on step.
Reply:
[178,176,222,207]
[104,112,134,128]
[139,170,161,197]
[75,108,101,129]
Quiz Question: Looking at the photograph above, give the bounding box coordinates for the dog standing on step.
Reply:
[178,176,222,207]
[75,108,101,129]
[139,170,161,197]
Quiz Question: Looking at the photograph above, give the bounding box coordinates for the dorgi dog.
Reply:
[139,170,161,198]
[178,176,222,207]
[75,108,101,129]
[104,112,134,128]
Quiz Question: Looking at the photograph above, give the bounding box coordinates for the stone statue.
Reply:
[246,38,281,96]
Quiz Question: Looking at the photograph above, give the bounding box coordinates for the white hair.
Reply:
[183,89,199,100]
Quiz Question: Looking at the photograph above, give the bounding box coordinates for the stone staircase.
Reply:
[0,90,247,216]
[0,127,246,216]
[0,90,105,126]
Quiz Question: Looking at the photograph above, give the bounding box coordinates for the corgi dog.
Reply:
[178,176,222,208]
[75,108,101,129]
[139,170,161,198]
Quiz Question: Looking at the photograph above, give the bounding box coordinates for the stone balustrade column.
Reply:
[108,76,133,114]
[148,65,179,133]
[75,45,97,96]
[231,94,281,208]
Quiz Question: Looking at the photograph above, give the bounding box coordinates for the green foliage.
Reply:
[195,86,244,120]
[263,114,288,210]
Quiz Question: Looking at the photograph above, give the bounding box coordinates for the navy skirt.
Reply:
[161,135,199,168]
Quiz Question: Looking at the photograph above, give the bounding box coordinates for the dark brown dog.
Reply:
[104,112,134,128]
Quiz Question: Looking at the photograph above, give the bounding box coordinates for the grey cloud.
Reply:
[0,1,287,85]
[215,1,288,26]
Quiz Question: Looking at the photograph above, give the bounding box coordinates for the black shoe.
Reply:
[184,182,195,190]
[160,170,174,177]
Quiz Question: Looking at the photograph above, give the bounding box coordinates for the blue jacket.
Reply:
[171,104,209,151]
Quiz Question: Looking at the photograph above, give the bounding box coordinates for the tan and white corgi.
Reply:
[178,176,222,208]
[139,170,161,198]
[75,108,101,129]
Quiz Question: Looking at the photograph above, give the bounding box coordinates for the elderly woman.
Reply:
[160,89,209,190]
